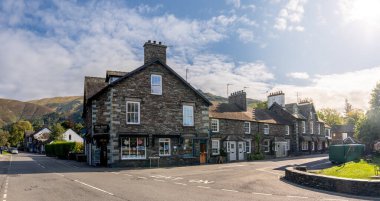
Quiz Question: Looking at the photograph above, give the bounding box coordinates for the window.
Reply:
[311,142,315,151]
[245,140,251,153]
[318,124,321,135]
[285,125,290,135]
[342,133,348,140]
[263,124,269,135]
[151,74,162,95]
[211,119,219,132]
[286,139,290,151]
[69,134,72,141]
[244,122,251,134]
[310,121,314,134]
[317,142,322,150]
[263,139,270,152]
[326,129,331,138]
[121,137,146,159]
[211,140,220,155]
[183,138,193,157]
[302,121,306,133]
[301,141,308,150]
[109,77,119,84]
[295,122,298,133]
[127,101,140,124]
[226,141,231,152]
[159,138,171,156]
[183,105,194,126]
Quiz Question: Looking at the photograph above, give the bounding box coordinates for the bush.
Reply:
[45,141,84,159]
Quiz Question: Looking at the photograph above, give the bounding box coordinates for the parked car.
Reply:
[10,147,18,154]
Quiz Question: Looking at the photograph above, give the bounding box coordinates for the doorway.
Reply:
[229,141,236,161]
[99,139,108,167]
[238,142,245,160]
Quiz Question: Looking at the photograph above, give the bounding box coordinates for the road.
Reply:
[0,152,377,201]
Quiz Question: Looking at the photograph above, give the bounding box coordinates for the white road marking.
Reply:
[189,179,214,184]
[197,186,210,189]
[252,192,272,196]
[153,179,166,182]
[221,189,238,193]
[174,182,187,186]
[287,195,308,199]
[74,180,114,196]
[218,164,246,169]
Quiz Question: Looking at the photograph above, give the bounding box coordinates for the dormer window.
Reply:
[151,74,162,95]
[109,77,119,84]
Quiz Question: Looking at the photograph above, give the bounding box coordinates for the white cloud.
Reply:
[274,0,307,32]
[236,28,255,42]
[226,0,241,8]
[286,72,309,79]
[275,67,380,111]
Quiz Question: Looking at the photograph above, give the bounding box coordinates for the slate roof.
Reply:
[284,103,306,119]
[253,108,292,125]
[209,101,253,121]
[88,59,212,106]
[83,76,107,104]
[332,124,355,133]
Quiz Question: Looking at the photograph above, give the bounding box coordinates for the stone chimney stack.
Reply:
[267,91,285,108]
[144,40,167,64]
[228,90,247,111]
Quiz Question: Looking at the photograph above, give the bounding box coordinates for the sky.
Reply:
[1,0,380,112]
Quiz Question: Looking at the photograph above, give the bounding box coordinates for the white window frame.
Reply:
[211,119,219,133]
[263,139,270,152]
[301,141,308,150]
[263,124,269,135]
[286,139,290,151]
[183,105,194,126]
[310,121,314,134]
[302,121,306,133]
[159,138,171,156]
[226,141,231,152]
[342,133,348,140]
[311,142,315,151]
[121,137,147,160]
[211,140,220,155]
[151,74,162,95]
[245,140,251,153]
[318,124,321,135]
[244,122,251,134]
[285,125,290,135]
[126,101,140,124]
[295,122,298,133]
[326,129,331,138]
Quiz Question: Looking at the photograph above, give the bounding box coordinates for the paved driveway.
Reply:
[0,152,377,201]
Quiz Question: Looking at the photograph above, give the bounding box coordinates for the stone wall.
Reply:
[285,167,380,197]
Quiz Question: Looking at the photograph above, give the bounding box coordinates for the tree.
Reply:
[8,121,33,147]
[50,123,65,141]
[0,130,9,146]
[345,109,365,125]
[370,82,380,110]
[344,98,353,117]
[74,123,84,134]
[317,108,344,126]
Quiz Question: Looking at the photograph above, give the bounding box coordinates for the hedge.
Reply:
[45,141,84,159]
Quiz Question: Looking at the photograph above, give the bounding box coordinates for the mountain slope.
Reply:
[0,98,53,127]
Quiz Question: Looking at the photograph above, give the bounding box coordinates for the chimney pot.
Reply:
[153,41,156,44]
[159,41,162,45]
[148,40,151,43]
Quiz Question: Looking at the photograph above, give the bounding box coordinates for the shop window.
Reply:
[159,138,171,156]
[182,138,193,157]
[211,119,219,132]
[121,137,146,160]
[211,140,220,155]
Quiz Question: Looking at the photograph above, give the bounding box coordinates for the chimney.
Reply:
[267,91,285,109]
[228,90,247,111]
[143,40,167,64]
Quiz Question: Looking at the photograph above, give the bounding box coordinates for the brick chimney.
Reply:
[228,90,247,111]
[144,40,167,64]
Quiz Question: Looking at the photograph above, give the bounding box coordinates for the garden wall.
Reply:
[285,167,380,197]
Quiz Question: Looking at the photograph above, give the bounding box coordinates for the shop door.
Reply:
[100,141,108,167]
[238,142,245,160]
[229,142,236,161]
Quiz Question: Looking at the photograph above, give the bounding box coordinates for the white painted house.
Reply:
[62,129,83,143]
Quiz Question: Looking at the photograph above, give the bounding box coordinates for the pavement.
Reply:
[0,152,378,201]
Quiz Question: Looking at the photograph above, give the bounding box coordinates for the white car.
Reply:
[10,148,18,154]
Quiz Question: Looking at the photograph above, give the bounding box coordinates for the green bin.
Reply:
[329,144,365,164]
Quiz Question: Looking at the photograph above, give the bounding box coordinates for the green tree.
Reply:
[74,123,84,134]
[8,121,33,147]
[344,98,353,117]
[317,108,344,126]
[50,123,65,141]
[0,130,10,146]
[250,101,268,109]
[345,109,365,125]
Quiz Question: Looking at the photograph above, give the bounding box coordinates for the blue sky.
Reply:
[1,0,380,111]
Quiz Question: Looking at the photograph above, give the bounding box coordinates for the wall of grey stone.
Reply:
[285,167,380,197]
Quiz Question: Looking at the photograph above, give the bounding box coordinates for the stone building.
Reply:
[209,91,255,162]
[83,40,211,167]
[331,124,356,144]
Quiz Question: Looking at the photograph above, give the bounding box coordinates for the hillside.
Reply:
[199,90,262,107]
[0,98,53,127]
